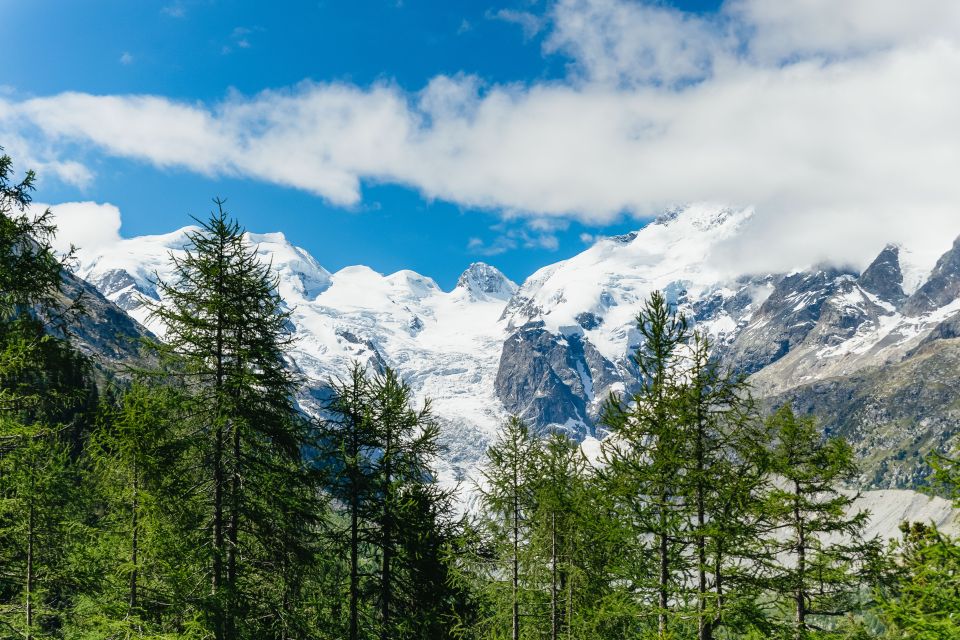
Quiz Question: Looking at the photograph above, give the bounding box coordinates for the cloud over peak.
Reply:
[4,0,960,275]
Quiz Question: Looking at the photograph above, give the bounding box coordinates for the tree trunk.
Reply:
[130,462,139,612]
[226,418,240,640]
[349,487,359,640]
[794,480,806,640]
[696,418,710,640]
[658,499,669,638]
[380,427,393,640]
[26,499,34,640]
[551,511,558,640]
[512,465,520,640]
[212,243,226,640]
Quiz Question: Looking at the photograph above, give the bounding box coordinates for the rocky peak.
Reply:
[902,235,960,316]
[858,244,906,305]
[456,262,517,300]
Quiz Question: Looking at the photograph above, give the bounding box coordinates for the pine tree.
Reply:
[371,367,442,640]
[679,331,772,640]
[320,363,378,640]
[476,415,541,640]
[73,379,207,637]
[525,431,591,640]
[876,522,960,639]
[147,200,318,639]
[765,404,876,639]
[598,290,692,638]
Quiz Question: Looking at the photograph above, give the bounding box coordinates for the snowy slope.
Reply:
[77,231,516,485]
[76,204,960,496]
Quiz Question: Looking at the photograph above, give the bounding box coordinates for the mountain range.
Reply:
[69,204,960,496]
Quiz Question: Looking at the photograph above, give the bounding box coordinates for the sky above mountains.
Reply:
[2,0,959,288]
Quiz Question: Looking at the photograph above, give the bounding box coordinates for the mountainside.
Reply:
[75,205,960,491]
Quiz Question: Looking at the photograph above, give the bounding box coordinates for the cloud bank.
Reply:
[4,0,960,275]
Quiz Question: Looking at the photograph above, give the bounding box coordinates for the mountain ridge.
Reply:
[74,204,960,490]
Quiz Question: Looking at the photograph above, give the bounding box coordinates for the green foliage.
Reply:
[876,522,960,639]
[0,150,954,640]
[764,404,878,639]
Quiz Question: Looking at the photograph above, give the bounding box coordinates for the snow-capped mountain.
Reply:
[75,204,960,492]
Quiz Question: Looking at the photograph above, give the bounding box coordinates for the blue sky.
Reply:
[3,0,958,287]
[3,0,706,287]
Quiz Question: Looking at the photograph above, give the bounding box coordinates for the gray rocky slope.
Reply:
[72,205,960,493]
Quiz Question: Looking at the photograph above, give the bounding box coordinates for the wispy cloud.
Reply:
[222,26,260,54]
[487,8,545,40]
[119,52,134,66]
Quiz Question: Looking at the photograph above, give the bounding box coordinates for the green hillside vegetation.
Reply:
[1,151,959,639]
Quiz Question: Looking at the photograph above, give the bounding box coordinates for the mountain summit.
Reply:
[75,205,960,490]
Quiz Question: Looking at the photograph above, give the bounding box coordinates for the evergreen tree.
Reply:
[528,431,590,640]
[876,522,960,639]
[74,380,207,638]
[598,290,692,638]
[320,363,378,640]
[764,404,875,639]
[366,367,444,640]
[147,201,319,640]
[0,148,95,638]
[476,416,541,640]
[679,331,772,640]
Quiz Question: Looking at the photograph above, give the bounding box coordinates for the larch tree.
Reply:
[476,415,541,640]
[598,290,692,638]
[765,404,876,640]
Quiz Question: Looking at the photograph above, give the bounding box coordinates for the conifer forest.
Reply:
[2,149,959,640]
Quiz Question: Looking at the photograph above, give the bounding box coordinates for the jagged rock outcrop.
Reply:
[858,244,907,305]
[494,323,620,436]
[719,267,856,374]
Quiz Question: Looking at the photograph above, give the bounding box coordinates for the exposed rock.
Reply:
[858,244,907,306]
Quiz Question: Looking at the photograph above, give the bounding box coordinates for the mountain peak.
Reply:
[858,243,906,305]
[456,262,517,300]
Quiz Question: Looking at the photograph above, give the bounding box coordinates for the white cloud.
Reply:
[6,0,960,275]
[546,0,729,86]
[488,9,545,40]
[728,0,960,63]
[120,52,134,66]
[32,201,123,254]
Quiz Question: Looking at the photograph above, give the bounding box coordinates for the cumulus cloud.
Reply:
[32,201,123,254]
[5,0,960,274]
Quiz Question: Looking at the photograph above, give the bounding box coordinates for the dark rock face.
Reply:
[494,322,620,437]
[56,270,153,376]
[902,237,960,315]
[858,244,906,306]
[720,268,855,374]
